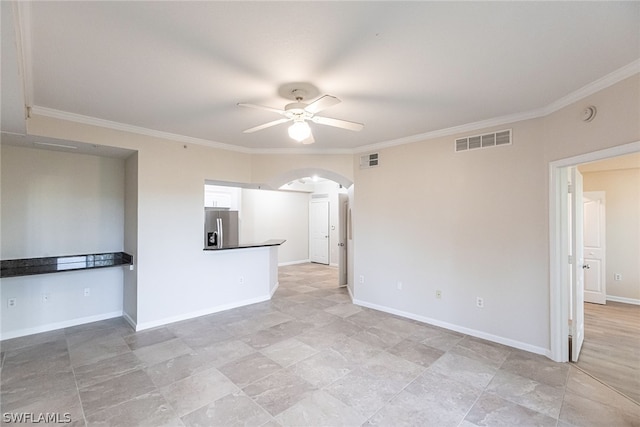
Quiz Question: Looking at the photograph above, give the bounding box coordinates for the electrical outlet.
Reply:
[7,298,16,308]
[239,276,244,285]
[435,290,442,299]
[42,293,50,304]
[614,273,622,281]
[84,288,91,297]
[359,275,364,284]
[396,281,403,290]
[476,297,484,308]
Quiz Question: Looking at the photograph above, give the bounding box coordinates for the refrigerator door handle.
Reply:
[217,218,223,247]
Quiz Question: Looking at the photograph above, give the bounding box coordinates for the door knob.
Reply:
[582,264,591,269]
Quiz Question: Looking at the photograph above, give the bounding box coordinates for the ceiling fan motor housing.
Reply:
[284,102,312,120]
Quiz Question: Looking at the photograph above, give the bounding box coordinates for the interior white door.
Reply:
[583,191,606,304]
[571,167,585,362]
[337,194,348,286]
[309,200,329,265]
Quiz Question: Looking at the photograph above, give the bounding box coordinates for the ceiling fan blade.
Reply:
[243,118,290,133]
[311,116,364,131]
[237,103,286,115]
[304,95,341,114]
[301,131,315,145]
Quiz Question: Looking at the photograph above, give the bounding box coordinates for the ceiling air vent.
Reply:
[360,152,379,169]
[455,129,512,152]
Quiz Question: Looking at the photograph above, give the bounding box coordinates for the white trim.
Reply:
[134,294,271,331]
[0,310,123,341]
[29,106,253,154]
[356,60,640,154]
[270,281,280,297]
[353,298,550,357]
[606,295,640,306]
[542,59,640,116]
[278,259,311,266]
[122,312,137,330]
[548,141,640,362]
[26,61,638,156]
[354,112,540,154]
[346,284,354,302]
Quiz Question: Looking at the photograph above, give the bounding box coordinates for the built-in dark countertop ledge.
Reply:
[203,239,286,251]
[1,252,134,278]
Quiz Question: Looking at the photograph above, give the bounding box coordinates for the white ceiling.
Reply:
[2,1,639,153]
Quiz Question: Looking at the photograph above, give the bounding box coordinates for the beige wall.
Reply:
[543,75,640,163]
[20,73,640,352]
[582,167,640,302]
[352,118,549,350]
[123,152,139,323]
[1,145,126,337]
[1,145,125,258]
[352,74,639,353]
[250,153,354,188]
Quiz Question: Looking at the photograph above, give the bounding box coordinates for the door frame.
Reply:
[549,141,640,362]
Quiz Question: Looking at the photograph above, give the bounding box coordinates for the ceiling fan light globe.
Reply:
[288,121,311,142]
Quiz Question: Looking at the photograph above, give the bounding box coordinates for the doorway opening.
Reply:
[268,167,354,290]
[279,176,351,288]
[549,141,639,397]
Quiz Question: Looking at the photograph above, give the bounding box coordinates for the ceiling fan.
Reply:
[238,86,363,144]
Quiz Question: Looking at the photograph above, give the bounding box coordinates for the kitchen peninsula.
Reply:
[203,239,285,252]
[201,239,286,312]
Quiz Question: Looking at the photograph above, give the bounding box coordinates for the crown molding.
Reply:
[28,60,639,156]
[355,59,640,154]
[541,58,640,116]
[353,109,544,154]
[29,106,253,154]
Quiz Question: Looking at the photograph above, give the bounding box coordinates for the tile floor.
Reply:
[1,263,639,426]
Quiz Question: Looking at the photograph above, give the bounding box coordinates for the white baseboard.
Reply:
[270,281,280,297]
[0,310,123,341]
[606,295,640,305]
[122,312,137,330]
[279,259,310,266]
[352,298,551,358]
[135,294,271,332]
[346,284,354,302]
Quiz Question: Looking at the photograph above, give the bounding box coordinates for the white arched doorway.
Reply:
[267,168,354,288]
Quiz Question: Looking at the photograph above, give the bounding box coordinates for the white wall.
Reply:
[582,166,640,302]
[1,145,126,338]
[241,188,309,264]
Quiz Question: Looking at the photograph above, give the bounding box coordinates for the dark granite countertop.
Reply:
[203,239,286,251]
[1,252,134,278]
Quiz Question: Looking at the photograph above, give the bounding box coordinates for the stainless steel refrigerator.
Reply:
[204,208,239,248]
